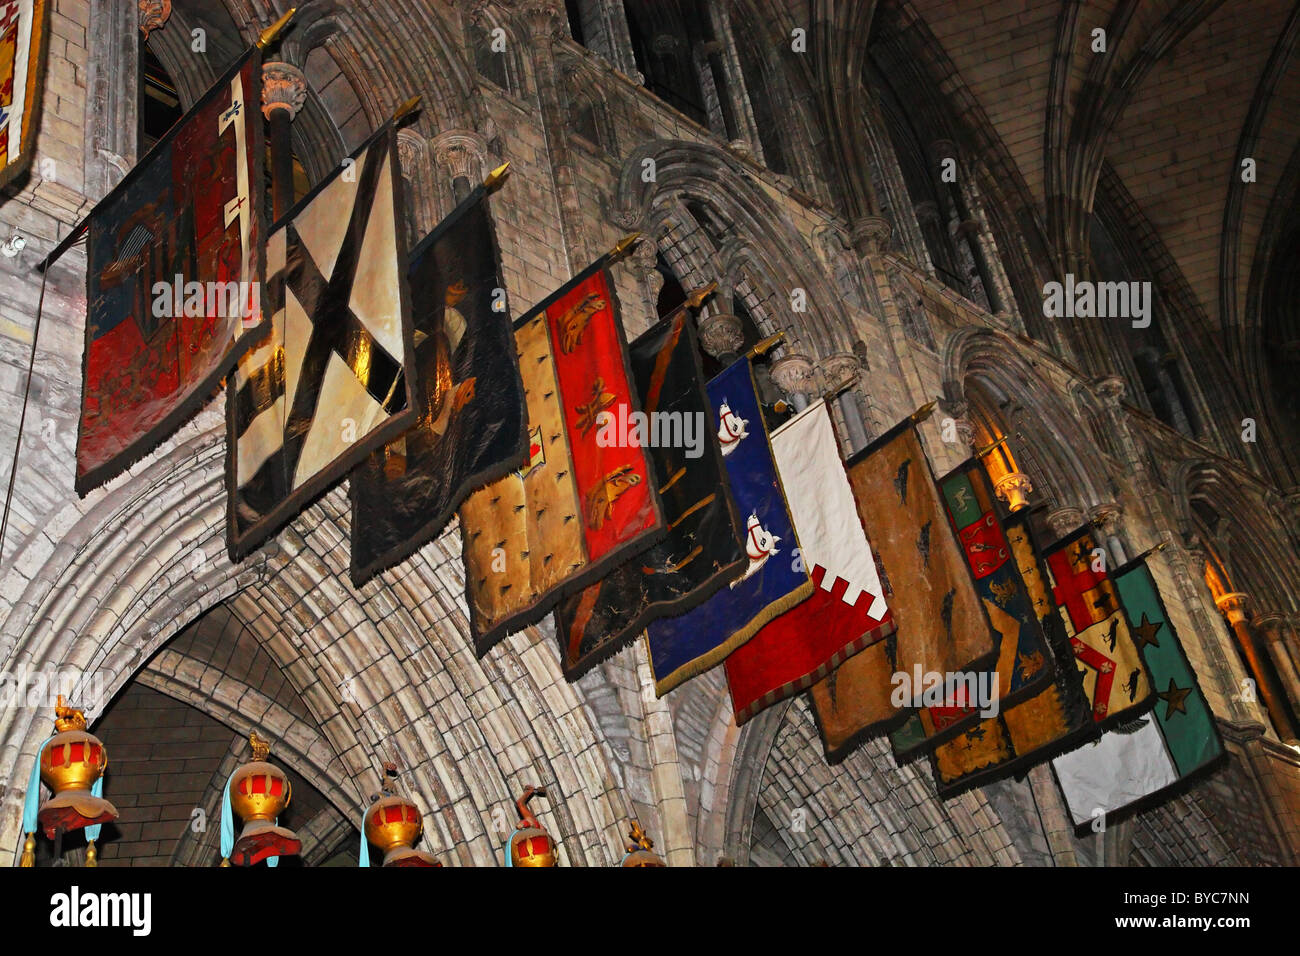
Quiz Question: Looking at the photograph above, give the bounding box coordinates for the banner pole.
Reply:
[0,266,50,562]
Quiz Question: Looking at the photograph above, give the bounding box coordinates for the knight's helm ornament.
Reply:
[20,697,118,866]
[222,732,301,866]
[619,821,666,867]
[361,762,441,867]
[505,786,557,867]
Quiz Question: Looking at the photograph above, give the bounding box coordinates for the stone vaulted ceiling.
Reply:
[902,0,1300,356]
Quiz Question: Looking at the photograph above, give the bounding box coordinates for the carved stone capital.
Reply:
[697,313,745,360]
[139,0,172,39]
[611,207,644,232]
[1216,592,1252,627]
[395,129,428,175]
[1093,375,1127,407]
[1254,613,1286,641]
[430,128,488,183]
[1088,503,1123,537]
[1046,507,1085,538]
[995,472,1033,513]
[769,353,818,398]
[822,352,863,393]
[727,139,754,162]
[261,62,308,121]
[521,1,565,40]
[850,216,891,256]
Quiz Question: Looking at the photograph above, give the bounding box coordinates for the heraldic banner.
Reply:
[724,399,894,725]
[1043,526,1154,729]
[889,459,1055,758]
[926,512,1096,795]
[553,309,744,679]
[0,0,49,191]
[809,420,995,762]
[349,182,527,586]
[458,261,664,656]
[1052,556,1224,826]
[644,358,813,695]
[79,47,266,494]
[227,123,418,560]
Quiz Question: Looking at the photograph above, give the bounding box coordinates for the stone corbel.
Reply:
[850,216,891,257]
[430,129,489,185]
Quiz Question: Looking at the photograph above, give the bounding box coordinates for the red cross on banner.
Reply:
[1047,537,1115,630]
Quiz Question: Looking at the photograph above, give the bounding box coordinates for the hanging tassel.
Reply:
[83,776,104,867]
[18,736,51,868]
[219,858,230,867]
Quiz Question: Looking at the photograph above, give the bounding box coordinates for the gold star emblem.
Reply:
[1132,613,1162,651]
[1157,678,1192,719]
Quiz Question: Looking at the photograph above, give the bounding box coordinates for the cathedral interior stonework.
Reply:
[1,0,1298,874]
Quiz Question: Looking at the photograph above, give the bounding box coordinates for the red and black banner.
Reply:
[458,262,665,655]
[79,48,266,494]
[553,308,745,679]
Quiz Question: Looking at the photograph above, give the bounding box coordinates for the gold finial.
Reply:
[256,7,297,49]
[627,821,655,852]
[822,377,854,404]
[910,400,938,423]
[54,695,86,733]
[393,95,422,125]
[975,434,1010,458]
[608,232,642,262]
[250,732,271,762]
[746,331,785,358]
[483,161,511,191]
[684,282,718,309]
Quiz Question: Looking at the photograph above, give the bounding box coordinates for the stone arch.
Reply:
[0,411,651,867]
[941,327,1108,512]
[615,139,851,357]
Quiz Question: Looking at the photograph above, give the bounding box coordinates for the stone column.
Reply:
[85,0,142,200]
[1217,593,1298,740]
[261,62,308,222]
[1088,503,1126,566]
[823,351,869,453]
[1255,613,1300,736]
[521,1,589,273]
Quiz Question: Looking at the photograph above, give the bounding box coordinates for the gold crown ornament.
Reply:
[619,821,666,867]
[35,697,118,840]
[506,786,557,867]
[364,794,441,867]
[224,732,302,866]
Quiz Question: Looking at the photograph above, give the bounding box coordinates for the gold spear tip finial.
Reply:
[54,695,86,733]
[609,232,642,261]
[393,95,422,125]
[746,331,785,358]
[483,161,511,191]
[250,731,271,762]
[910,400,938,423]
[257,7,297,48]
[627,821,655,851]
[684,281,719,309]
